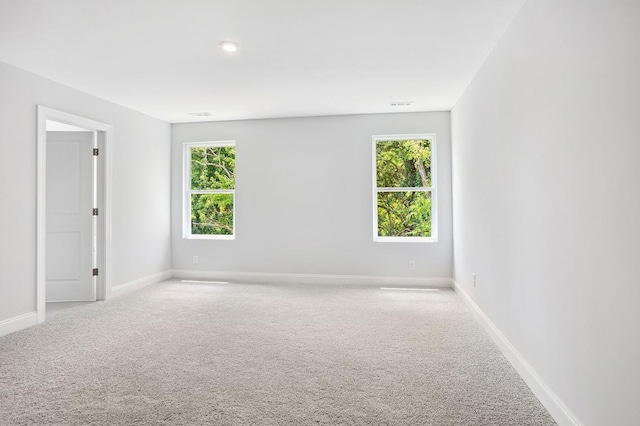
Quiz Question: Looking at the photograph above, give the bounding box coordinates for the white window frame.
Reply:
[183,140,236,240]
[372,134,437,243]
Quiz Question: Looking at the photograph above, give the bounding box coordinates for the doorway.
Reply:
[36,106,112,323]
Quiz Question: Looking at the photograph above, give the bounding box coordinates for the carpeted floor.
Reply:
[0,280,555,425]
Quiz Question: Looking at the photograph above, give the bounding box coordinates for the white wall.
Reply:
[172,112,452,280]
[451,0,640,424]
[0,61,171,323]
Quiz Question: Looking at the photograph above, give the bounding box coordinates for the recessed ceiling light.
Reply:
[187,112,212,117]
[390,101,413,107]
[220,41,239,52]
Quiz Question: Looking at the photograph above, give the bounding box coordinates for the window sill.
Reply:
[374,236,437,243]
[184,235,235,240]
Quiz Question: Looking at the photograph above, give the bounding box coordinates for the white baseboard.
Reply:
[172,269,453,288]
[111,270,173,298]
[453,280,582,426]
[0,311,38,337]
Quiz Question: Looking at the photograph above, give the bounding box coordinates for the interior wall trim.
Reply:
[111,270,174,298]
[0,312,38,338]
[453,280,582,426]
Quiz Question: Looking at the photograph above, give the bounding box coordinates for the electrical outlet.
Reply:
[408,261,416,271]
[193,255,199,264]
[472,273,477,287]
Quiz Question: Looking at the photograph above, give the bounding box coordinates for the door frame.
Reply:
[36,106,113,322]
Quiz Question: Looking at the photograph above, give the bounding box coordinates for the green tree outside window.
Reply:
[375,138,434,239]
[188,144,235,236]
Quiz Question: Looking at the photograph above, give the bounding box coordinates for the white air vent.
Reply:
[187,112,213,117]
[390,102,413,107]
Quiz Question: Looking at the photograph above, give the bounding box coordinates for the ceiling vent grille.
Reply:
[390,102,413,107]
[187,112,213,117]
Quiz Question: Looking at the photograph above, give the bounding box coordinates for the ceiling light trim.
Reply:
[220,41,239,53]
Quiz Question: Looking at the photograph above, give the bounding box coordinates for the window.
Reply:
[183,141,236,239]
[373,134,436,242]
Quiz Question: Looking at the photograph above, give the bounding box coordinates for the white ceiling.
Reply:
[0,0,526,123]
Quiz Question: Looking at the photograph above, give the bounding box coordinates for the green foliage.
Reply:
[191,146,235,190]
[377,192,431,237]
[190,146,235,235]
[376,139,432,237]
[191,194,234,235]
[376,139,431,188]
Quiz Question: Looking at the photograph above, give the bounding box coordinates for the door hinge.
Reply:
[93,148,99,156]
[93,268,99,276]
[93,208,99,216]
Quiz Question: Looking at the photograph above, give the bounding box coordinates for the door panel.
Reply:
[46,231,81,280]
[46,131,95,302]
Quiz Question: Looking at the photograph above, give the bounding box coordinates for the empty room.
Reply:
[0,0,638,425]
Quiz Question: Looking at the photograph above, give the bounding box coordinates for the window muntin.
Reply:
[373,135,437,242]
[184,142,236,239]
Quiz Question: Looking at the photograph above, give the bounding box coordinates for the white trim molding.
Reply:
[111,270,173,298]
[0,312,38,337]
[453,280,582,426]
[173,269,453,288]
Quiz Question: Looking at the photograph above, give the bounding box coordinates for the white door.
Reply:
[46,131,96,302]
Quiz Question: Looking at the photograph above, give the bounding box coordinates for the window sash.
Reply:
[189,192,235,237]
[375,187,433,192]
[188,189,235,195]
[188,145,236,191]
[375,189,433,239]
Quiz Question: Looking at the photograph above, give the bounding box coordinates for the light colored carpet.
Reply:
[0,280,555,425]
[45,302,92,319]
